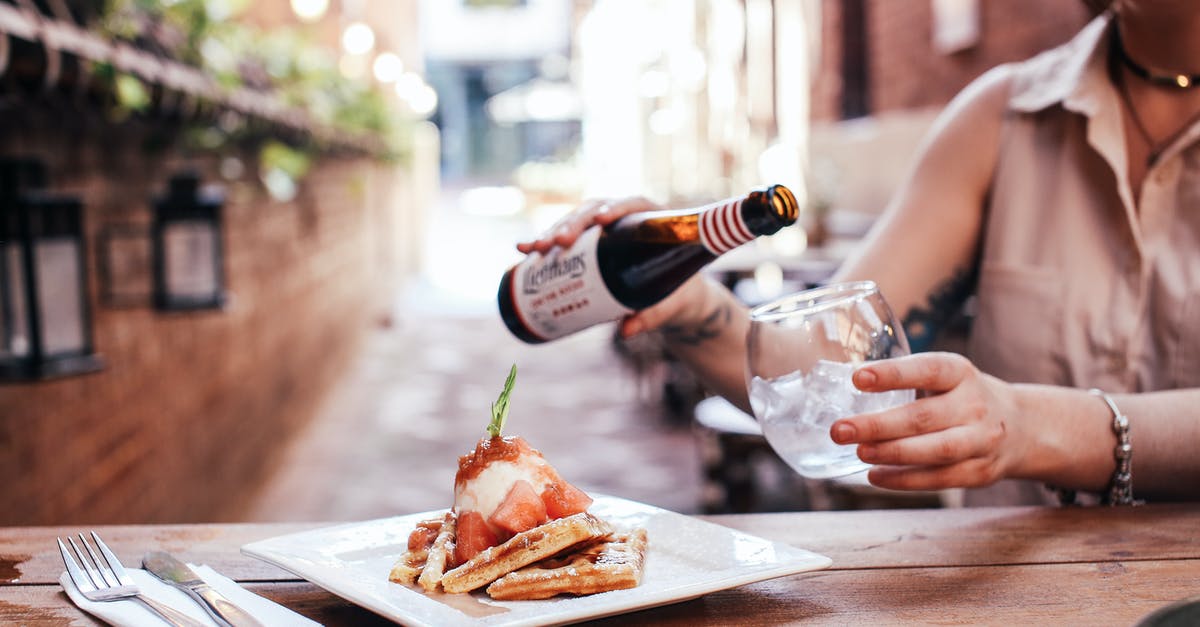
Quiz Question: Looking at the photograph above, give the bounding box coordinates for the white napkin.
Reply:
[60,564,321,627]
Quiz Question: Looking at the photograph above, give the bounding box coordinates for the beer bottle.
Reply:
[498,184,799,344]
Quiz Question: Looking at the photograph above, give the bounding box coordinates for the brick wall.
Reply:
[812,0,1094,121]
[0,109,410,524]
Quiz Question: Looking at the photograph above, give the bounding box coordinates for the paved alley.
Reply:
[245,285,707,522]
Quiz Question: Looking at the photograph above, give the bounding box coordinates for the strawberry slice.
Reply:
[407,521,440,551]
[455,510,498,565]
[540,480,593,519]
[488,479,550,535]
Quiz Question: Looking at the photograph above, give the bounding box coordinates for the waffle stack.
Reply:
[389,511,648,600]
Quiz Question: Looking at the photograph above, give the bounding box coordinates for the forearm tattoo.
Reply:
[903,265,978,352]
[660,303,732,346]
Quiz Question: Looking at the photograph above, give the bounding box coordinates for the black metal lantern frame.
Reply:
[152,172,227,311]
[0,160,103,381]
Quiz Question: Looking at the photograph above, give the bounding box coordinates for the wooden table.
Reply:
[3,504,1198,625]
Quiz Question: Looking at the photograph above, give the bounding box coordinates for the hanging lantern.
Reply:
[152,172,227,311]
[0,158,102,381]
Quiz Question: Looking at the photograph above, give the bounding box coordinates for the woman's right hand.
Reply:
[515,196,718,339]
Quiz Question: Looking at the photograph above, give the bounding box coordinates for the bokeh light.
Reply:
[289,0,329,22]
[372,52,404,83]
[341,22,375,55]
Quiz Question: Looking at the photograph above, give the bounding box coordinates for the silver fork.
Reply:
[58,531,207,627]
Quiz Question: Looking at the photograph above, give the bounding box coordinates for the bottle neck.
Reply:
[697,198,755,255]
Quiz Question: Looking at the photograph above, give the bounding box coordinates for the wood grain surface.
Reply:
[3,505,1198,625]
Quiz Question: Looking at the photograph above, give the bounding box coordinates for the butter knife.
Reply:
[143,551,264,627]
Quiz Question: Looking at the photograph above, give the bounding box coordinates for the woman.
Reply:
[518,1,1200,505]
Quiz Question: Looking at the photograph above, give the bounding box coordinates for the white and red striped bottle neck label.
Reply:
[697,198,754,255]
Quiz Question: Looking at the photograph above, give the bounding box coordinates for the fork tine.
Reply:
[78,533,122,588]
[60,535,206,627]
[91,531,134,587]
[67,536,106,590]
[57,538,95,593]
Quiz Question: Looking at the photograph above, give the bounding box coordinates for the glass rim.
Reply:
[748,280,880,322]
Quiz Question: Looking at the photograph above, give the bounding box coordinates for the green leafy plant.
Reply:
[93,0,408,173]
[487,365,518,438]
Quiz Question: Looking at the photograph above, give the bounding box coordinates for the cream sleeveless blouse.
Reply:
[963,16,1200,505]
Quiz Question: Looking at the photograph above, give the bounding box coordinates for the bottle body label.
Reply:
[506,225,632,341]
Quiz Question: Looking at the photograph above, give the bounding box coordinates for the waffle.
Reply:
[388,517,443,584]
[417,512,457,592]
[388,551,426,585]
[439,512,614,594]
[485,528,648,600]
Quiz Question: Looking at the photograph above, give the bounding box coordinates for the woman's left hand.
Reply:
[830,352,1027,491]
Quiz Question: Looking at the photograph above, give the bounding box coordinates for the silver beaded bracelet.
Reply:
[1051,388,1138,506]
[1089,388,1137,506]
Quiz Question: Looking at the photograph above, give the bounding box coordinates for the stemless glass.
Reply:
[746,281,913,479]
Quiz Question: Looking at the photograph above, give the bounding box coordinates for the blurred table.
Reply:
[3,504,1198,625]
[705,236,860,299]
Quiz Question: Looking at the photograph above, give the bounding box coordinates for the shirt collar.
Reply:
[1008,14,1113,116]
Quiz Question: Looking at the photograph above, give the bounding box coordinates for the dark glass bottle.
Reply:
[498,184,799,344]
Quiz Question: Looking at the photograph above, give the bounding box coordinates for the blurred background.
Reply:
[2,0,1093,525]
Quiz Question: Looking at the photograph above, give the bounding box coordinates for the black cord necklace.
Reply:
[1112,26,1200,90]
[1109,25,1200,168]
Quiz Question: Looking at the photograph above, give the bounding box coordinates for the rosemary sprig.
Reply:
[487,364,517,438]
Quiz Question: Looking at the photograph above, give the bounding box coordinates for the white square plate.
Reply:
[242,495,831,626]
